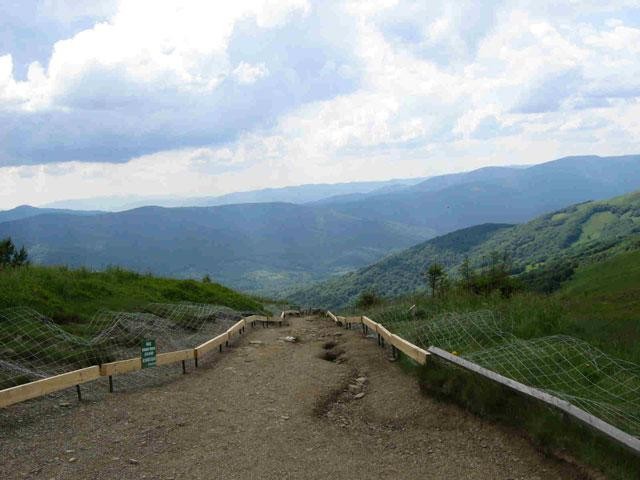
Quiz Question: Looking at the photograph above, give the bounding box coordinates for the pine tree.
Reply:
[425,263,445,297]
[0,238,29,269]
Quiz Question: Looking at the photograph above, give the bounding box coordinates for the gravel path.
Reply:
[0,316,586,479]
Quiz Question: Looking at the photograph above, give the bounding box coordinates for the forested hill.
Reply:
[0,203,428,296]
[289,190,640,308]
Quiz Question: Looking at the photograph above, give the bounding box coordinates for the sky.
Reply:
[1,0,639,209]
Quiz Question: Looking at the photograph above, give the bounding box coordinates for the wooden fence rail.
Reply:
[0,366,101,409]
[0,313,272,409]
[327,311,640,456]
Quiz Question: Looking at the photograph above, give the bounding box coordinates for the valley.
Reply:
[1,154,640,296]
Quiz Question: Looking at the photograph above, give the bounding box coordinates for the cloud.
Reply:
[233,62,269,84]
[0,0,359,166]
[513,68,584,114]
[1,0,640,208]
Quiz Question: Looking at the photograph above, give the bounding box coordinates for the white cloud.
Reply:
[233,62,269,84]
[0,0,310,110]
[1,0,640,209]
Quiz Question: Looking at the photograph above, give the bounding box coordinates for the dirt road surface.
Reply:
[1,316,585,479]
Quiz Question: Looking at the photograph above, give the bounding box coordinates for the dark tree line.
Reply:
[425,251,521,299]
[0,238,29,269]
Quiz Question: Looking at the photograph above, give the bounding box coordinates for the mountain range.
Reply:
[315,155,640,233]
[1,154,639,295]
[42,177,427,211]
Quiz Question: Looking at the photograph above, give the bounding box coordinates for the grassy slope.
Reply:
[0,265,264,325]
[557,249,640,360]
[291,190,640,308]
[353,250,640,479]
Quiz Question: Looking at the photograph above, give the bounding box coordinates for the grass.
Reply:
[0,265,265,326]
[577,211,619,243]
[558,249,640,363]
[345,247,640,479]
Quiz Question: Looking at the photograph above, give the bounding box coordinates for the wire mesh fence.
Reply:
[373,308,640,438]
[0,303,245,394]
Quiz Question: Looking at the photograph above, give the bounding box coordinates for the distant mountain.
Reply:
[42,177,428,211]
[321,155,640,234]
[0,205,101,224]
[289,190,640,308]
[189,178,427,207]
[0,203,428,295]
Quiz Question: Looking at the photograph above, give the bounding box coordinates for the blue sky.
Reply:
[1,0,640,208]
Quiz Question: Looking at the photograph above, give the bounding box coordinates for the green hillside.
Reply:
[0,265,264,327]
[556,249,640,358]
[290,190,640,308]
[0,203,430,296]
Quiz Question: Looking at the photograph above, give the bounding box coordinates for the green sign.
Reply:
[141,339,157,368]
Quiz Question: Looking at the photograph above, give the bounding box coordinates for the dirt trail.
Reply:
[1,316,584,479]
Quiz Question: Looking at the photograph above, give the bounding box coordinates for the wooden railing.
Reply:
[326,311,640,455]
[328,313,429,364]
[0,315,266,409]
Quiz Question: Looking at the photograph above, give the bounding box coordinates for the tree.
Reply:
[202,274,212,283]
[458,256,474,291]
[469,250,521,298]
[0,238,29,269]
[425,263,446,297]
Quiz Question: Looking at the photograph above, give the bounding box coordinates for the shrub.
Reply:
[355,291,383,309]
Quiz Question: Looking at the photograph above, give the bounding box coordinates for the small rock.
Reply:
[354,392,365,399]
[68,458,77,463]
[58,402,71,408]
[65,449,75,454]
[355,377,367,385]
[128,458,140,465]
[348,384,361,394]
[279,336,297,343]
[249,341,263,345]
[281,415,290,420]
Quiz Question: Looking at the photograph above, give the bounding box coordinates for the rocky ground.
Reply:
[0,316,587,479]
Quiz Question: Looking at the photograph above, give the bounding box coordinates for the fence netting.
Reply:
[374,308,640,438]
[0,303,243,394]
